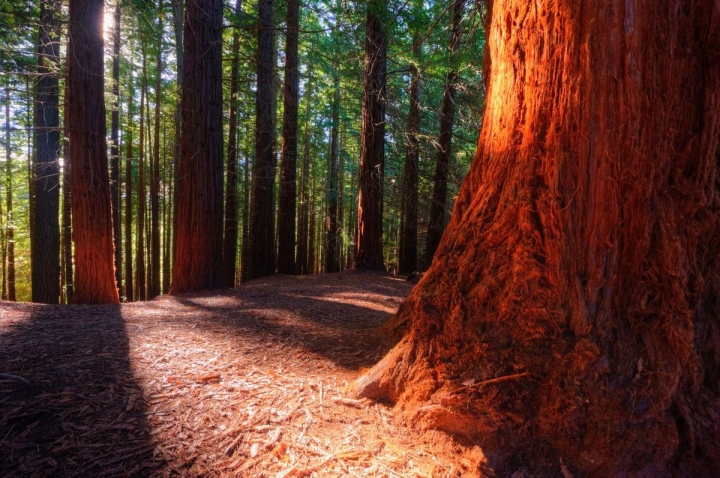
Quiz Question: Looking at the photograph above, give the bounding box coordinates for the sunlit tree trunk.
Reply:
[67,0,119,304]
[357,1,720,476]
[170,0,224,293]
[354,0,387,271]
[223,0,242,287]
[425,0,464,265]
[296,82,313,275]
[247,0,276,280]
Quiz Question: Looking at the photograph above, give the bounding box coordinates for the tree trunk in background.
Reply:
[136,44,147,300]
[308,178,316,274]
[170,0,224,293]
[67,0,119,304]
[150,33,162,299]
[3,86,15,301]
[124,124,134,302]
[31,0,61,303]
[425,0,464,266]
[398,33,421,275]
[170,0,183,271]
[276,0,299,275]
[337,128,345,268]
[110,2,122,294]
[324,75,340,273]
[223,0,242,287]
[240,127,251,281]
[354,0,387,271]
[247,0,276,280]
[356,1,720,476]
[61,83,73,304]
[296,82,312,275]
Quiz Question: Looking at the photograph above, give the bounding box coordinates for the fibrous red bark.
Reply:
[170,0,225,293]
[67,0,119,304]
[357,1,720,476]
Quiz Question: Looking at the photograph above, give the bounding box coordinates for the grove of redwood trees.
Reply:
[356,0,720,476]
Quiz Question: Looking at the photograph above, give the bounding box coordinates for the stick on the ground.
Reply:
[0,372,32,385]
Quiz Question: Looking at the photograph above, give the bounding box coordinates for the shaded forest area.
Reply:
[0,0,486,302]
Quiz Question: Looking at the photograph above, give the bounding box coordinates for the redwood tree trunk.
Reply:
[247,0,276,280]
[354,0,388,271]
[170,0,224,293]
[425,0,464,265]
[136,46,147,300]
[4,86,15,302]
[31,0,61,303]
[356,1,720,476]
[277,0,299,275]
[67,0,119,304]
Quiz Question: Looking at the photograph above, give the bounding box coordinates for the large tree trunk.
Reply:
[356,1,720,476]
[170,0,183,279]
[170,0,224,293]
[398,33,421,275]
[354,0,387,271]
[61,85,73,304]
[110,2,122,294]
[31,0,61,303]
[247,0,276,280]
[425,0,464,265]
[222,0,242,287]
[67,0,119,304]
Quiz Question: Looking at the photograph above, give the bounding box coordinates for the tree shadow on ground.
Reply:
[0,303,164,476]
[169,273,412,370]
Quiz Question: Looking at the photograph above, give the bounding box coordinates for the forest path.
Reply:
[1,272,482,477]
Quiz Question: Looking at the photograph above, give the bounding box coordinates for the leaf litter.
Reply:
[1,271,486,477]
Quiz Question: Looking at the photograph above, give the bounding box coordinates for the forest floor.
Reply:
[0,271,486,477]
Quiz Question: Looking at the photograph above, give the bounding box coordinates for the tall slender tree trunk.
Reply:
[124,124,134,302]
[61,83,73,304]
[357,1,720,476]
[241,125,251,281]
[355,0,388,271]
[277,0,300,275]
[162,125,171,293]
[247,0,276,280]
[398,34,421,275]
[324,75,341,273]
[136,43,147,300]
[223,0,242,287]
[296,84,312,275]
[308,177,316,274]
[67,0,119,304]
[31,0,61,303]
[150,32,162,298]
[170,0,224,293]
[110,2,122,293]
[3,86,15,301]
[425,0,464,265]
[170,0,183,277]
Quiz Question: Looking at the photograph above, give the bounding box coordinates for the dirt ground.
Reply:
[1,271,487,477]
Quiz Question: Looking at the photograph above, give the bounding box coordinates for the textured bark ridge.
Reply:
[357,1,720,476]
